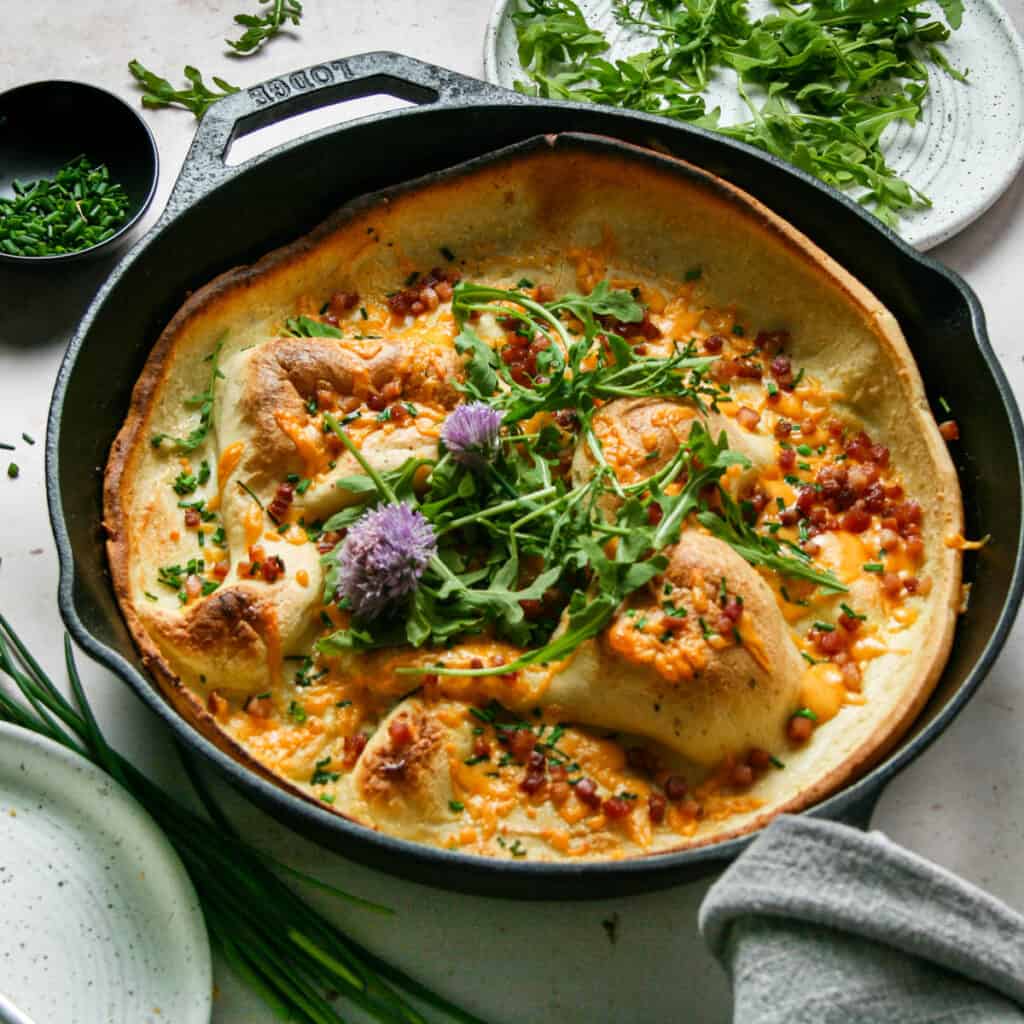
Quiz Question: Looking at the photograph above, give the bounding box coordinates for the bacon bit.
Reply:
[548,765,570,806]
[472,735,491,759]
[679,797,703,821]
[703,333,725,354]
[184,574,203,600]
[268,482,295,523]
[212,560,230,580]
[812,626,848,655]
[389,717,414,748]
[778,447,796,472]
[184,508,201,529]
[387,267,460,318]
[342,733,368,768]
[662,614,688,632]
[736,406,760,431]
[508,729,537,763]
[520,751,547,795]
[647,501,664,525]
[882,572,903,598]
[602,796,634,820]
[747,748,772,772]
[648,792,667,824]
[207,691,229,719]
[770,354,793,386]
[366,391,387,412]
[574,777,601,809]
[260,555,285,583]
[788,714,813,745]
[244,694,273,719]
[664,775,688,801]
[317,530,342,555]
[841,507,871,533]
[328,291,360,316]
[756,329,790,354]
[421,674,441,703]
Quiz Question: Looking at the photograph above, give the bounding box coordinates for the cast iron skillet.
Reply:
[47,52,1024,900]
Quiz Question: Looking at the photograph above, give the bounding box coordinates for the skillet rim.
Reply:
[45,69,1024,898]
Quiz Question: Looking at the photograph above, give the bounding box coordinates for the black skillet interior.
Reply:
[47,53,1024,899]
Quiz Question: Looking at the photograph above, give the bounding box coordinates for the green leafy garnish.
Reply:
[151,339,225,453]
[511,0,968,227]
[128,61,239,119]
[698,488,847,593]
[227,0,303,54]
[285,315,345,339]
[0,156,131,258]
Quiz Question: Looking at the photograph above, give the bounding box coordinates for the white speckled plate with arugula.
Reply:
[484,0,1024,250]
[0,724,210,1024]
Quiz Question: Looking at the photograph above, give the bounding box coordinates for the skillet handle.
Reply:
[164,51,511,216]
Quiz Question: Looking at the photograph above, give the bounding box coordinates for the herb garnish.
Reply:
[128,61,240,118]
[227,0,303,54]
[0,156,131,258]
[308,279,845,676]
[0,618,484,1024]
[511,0,967,227]
[151,339,225,452]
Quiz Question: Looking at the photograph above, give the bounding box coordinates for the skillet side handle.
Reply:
[163,51,512,217]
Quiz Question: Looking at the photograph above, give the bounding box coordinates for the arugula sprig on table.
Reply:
[227,0,304,54]
[129,0,305,118]
[316,279,844,672]
[511,0,968,227]
[128,61,240,118]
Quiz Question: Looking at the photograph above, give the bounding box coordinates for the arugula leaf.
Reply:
[128,61,239,119]
[285,315,344,339]
[698,489,847,592]
[511,0,968,227]
[454,324,500,398]
[227,0,303,54]
[549,279,644,327]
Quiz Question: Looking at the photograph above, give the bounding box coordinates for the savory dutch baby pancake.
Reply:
[104,133,964,860]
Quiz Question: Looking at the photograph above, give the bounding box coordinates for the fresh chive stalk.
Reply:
[0,614,483,1024]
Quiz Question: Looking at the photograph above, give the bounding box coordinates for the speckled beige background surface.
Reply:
[1,3,1023,1021]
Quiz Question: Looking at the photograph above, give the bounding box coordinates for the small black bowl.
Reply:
[0,80,158,266]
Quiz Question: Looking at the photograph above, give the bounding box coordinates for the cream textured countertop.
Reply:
[2,3,1023,1021]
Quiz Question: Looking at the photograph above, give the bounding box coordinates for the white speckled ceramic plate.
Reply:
[484,0,1024,250]
[0,723,211,1024]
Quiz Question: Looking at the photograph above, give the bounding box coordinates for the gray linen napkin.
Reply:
[699,815,1024,1023]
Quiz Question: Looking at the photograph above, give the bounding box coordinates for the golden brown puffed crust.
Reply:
[239,336,463,477]
[103,132,963,859]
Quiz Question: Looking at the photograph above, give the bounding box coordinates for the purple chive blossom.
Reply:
[441,401,503,469]
[335,503,436,619]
